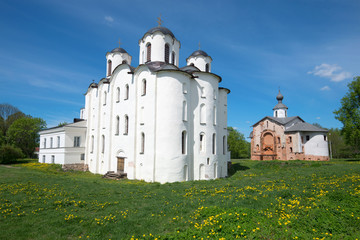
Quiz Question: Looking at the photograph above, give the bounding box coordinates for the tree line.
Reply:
[0,104,46,163]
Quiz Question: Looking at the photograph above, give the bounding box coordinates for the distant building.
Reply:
[39,22,231,183]
[250,91,329,161]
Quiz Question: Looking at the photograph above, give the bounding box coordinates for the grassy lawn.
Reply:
[0,159,359,240]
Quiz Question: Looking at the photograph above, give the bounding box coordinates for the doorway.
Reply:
[117,157,124,173]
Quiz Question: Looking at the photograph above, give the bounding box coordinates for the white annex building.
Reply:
[39,23,231,183]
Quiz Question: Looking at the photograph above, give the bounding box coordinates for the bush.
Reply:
[0,145,24,164]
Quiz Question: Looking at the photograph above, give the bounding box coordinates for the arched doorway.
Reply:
[262,132,275,154]
[116,150,126,173]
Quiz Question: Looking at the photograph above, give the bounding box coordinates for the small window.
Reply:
[200,132,205,152]
[125,84,129,100]
[306,135,310,141]
[101,135,105,153]
[116,87,120,102]
[57,136,60,148]
[51,155,55,164]
[182,131,187,154]
[324,135,327,141]
[122,60,127,64]
[164,44,170,63]
[74,136,80,147]
[140,132,145,154]
[171,51,175,64]
[44,138,46,148]
[81,154,85,160]
[107,60,112,76]
[124,115,129,135]
[289,136,292,143]
[212,133,216,154]
[141,79,146,96]
[115,116,120,135]
[50,137,53,148]
[207,158,210,165]
[290,147,293,153]
[146,43,151,62]
[205,63,209,72]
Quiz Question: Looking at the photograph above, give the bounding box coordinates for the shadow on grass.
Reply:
[345,159,360,162]
[228,163,250,177]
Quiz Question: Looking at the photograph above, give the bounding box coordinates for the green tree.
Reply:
[227,127,250,159]
[57,122,68,127]
[0,103,25,136]
[328,128,353,158]
[334,76,360,155]
[6,117,46,157]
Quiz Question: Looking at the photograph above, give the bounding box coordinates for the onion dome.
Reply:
[144,26,175,39]
[276,90,284,102]
[190,50,209,57]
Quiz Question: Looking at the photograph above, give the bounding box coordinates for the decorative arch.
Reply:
[262,132,275,154]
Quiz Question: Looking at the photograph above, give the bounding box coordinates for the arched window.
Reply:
[212,133,216,154]
[213,106,217,125]
[289,136,292,143]
[140,132,145,154]
[115,116,120,135]
[107,60,112,76]
[223,136,226,155]
[164,44,170,63]
[101,135,105,153]
[125,84,129,100]
[171,51,175,64]
[275,110,278,117]
[116,87,120,102]
[200,132,205,152]
[182,131,187,154]
[200,104,206,124]
[124,115,129,135]
[91,135,94,153]
[182,101,187,121]
[290,147,293,153]
[146,43,151,62]
[103,91,107,105]
[205,63,209,72]
[142,79,146,96]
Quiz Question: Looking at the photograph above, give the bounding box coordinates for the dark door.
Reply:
[117,157,124,172]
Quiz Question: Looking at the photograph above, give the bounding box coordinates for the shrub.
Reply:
[0,145,24,164]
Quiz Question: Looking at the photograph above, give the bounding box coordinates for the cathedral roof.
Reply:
[110,47,128,54]
[273,102,288,110]
[144,26,175,39]
[190,50,209,57]
[285,122,328,133]
[252,116,302,127]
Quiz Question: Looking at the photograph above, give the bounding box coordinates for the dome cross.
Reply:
[157,15,163,26]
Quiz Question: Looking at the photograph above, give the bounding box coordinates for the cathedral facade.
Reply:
[39,24,230,183]
[250,91,329,161]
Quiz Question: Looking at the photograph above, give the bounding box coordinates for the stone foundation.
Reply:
[62,163,89,172]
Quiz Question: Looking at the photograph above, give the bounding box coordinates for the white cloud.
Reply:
[308,63,351,82]
[104,16,114,23]
[320,85,330,91]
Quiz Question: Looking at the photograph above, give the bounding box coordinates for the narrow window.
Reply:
[183,101,187,121]
[207,158,210,165]
[306,135,310,141]
[324,135,327,141]
[42,155,45,163]
[223,136,226,155]
[91,135,94,153]
[51,155,55,164]
[125,84,129,100]
[289,136,292,143]
[116,87,120,102]
[124,115,129,135]
[275,111,278,117]
[212,133,216,154]
[101,135,105,153]
[74,136,80,147]
[171,51,175,64]
[81,154,85,160]
[104,91,107,105]
[115,116,120,135]
[50,137,53,148]
[44,138,46,148]
[57,136,60,148]
[213,106,217,125]
[140,132,145,154]
[107,60,112,76]
[200,104,206,124]
[142,79,146,96]
[146,43,151,62]
[182,131,187,154]
[205,63,209,72]
[200,133,205,152]
[290,147,293,153]
[164,44,170,63]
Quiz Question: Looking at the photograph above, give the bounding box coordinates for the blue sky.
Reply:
[1,0,359,139]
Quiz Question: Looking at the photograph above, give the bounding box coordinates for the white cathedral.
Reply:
[38,23,230,183]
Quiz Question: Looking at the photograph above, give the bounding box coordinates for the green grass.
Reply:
[1,159,360,240]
